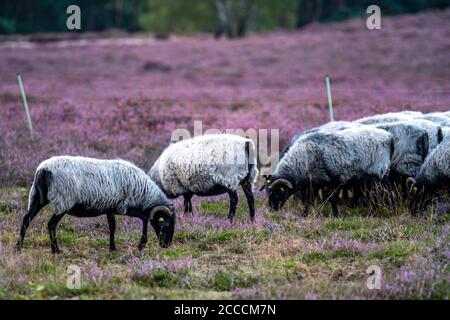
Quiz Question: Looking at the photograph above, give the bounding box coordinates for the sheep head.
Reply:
[261,175,294,211]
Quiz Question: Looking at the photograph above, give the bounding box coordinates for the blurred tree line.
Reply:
[1,0,449,36]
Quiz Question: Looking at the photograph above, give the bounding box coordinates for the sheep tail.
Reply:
[28,168,49,210]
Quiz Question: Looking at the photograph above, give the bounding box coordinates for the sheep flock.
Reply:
[17,110,450,253]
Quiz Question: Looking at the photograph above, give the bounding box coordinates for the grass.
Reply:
[0,187,448,299]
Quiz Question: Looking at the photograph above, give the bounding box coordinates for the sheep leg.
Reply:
[302,189,310,216]
[241,180,255,222]
[227,190,239,222]
[183,192,193,214]
[330,192,340,217]
[138,218,148,251]
[106,213,116,251]
[48,213,65,254]
[324,186,340,217]
[350,184,362,208]
[16,200,43,251]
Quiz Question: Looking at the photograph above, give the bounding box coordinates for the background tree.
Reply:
[1,0,449,35]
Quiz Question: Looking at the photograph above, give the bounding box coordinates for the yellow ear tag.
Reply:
[413,187,418,192]
[159,217,165,222]
[280,187,284,192]
[267,179,271,183]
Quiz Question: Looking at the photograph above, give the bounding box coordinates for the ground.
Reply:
[0,187,448,299]
[0,10,449,299]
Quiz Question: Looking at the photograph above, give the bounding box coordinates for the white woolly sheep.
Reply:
[405,119,443,150]
[407,138,450,212]
[371,122,429,178]
[419,114,450,127]
[148,134,258,221]
[355,112,415,125]
[262,126,393,217]
[17,156,176,253]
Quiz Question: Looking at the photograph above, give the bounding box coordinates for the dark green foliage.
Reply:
[1,0,449,35]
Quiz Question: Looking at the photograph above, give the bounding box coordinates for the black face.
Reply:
[267,185,293,211]
[150,210,176,248]
[262,176,294,211]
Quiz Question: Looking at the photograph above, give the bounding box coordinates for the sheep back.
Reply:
[149,134,258,196]
[32,156,169,215]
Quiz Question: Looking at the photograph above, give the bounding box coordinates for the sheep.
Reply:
[262,126,393,217]
[280,121,362,159]
[279,122,365,202]
[419,115,450,127]
[355,112,415,125]
[371,122,429,178]
[426,111,450,119]
[369,122,429,198]
[407,138,450,212]
[406,119,443,151]
[442,127,450,140]
[16,156,176,253]
[280,131,304,159]
[148,134,258,222]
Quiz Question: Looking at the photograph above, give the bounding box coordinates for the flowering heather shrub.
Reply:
[129,257,198,288]
[84,264,115,284]
[1,10,449,187]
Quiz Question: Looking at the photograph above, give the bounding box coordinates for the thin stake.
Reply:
[325,75,334,122]
[17,74,33,137]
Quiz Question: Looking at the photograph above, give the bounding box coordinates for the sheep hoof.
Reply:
[15,241,23,252]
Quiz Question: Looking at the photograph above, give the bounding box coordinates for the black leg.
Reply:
[47,213,65,254]
[138,218,148,251]
[227,190,239,222]
[106,213,116,251]
[242,180,255,221]
[350,185,361,208]
[330,190,340,218]
[302,188,310,217]
[183,192,193,214]
[16,201,43,250]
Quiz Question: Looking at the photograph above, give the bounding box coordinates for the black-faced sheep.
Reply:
[148,134,258,222]
[407,137,450,212]
[17,156,176,253]
[262,126,393,217]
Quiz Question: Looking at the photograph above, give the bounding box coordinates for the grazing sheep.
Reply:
[406,119,443,151]
[397,111,423,117]
[407,138,450,211]
[17,156,176,253]
[262,126,393,217]
[419,115,450,127]
[442,127,450,140]
[355,112,414,125]
[372,122,429,177]
[280,131,304,159]
[426,111,450,119]
[280,121,362,159]
[148,134,258,221]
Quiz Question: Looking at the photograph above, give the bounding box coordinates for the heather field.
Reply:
[0,11,449,299]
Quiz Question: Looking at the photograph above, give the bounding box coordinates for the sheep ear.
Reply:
[150,206,174,220]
